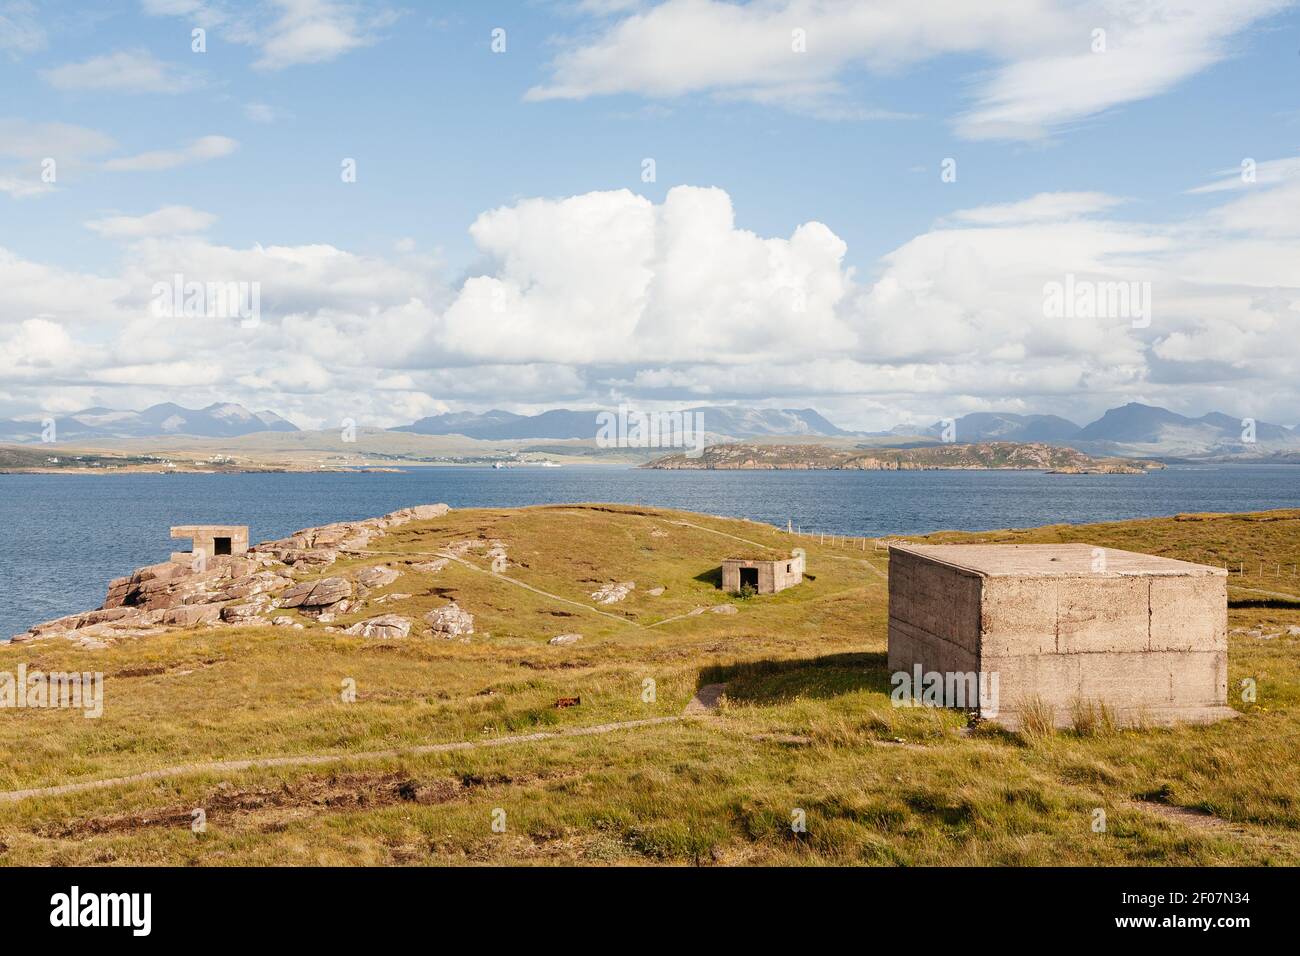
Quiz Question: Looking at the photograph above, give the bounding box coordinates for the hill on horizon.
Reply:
[0,402,298,443]
[919,403,1300,458]
[393,406,854,441]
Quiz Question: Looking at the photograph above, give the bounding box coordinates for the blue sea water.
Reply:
[2,464,1298,638]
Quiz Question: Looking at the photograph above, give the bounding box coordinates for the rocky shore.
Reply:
[9,503,457,648]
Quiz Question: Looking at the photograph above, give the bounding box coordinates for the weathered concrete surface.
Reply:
[888,543,1234,729]
[170,524,249,561]
[721,552,804,594]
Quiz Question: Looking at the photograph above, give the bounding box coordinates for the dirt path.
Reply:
[1117,799,1295,850]
[0,684,734,806]
[667,519,778,552]
[667,519,888,582]
[362,548,646,629]
[0,716,685,805]
[1229,584,1300,602]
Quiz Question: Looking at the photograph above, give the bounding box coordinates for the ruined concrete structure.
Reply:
[887,543,1234,729]
[722,552,804,594]
[170,525,249,562]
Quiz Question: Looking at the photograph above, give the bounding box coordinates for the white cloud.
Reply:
[3,174,1300,429]
[0,118,117,161]
[0,248,133,326]
[140,0,396,71]
[432,185,855,366]
[0,120,111,198]
[0,175,53,199]
[1189,155,1300,194]
[103,135,238,172]
[255,0,377,69]
[243,102,279,123]
[85,205,217,238]
[0,1,44,56]
[952,192,1126,226]
[140,0,228,28]
[41,49,202,94]
[529,0,1290,140]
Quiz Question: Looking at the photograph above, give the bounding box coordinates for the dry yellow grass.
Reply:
[1,504,1297,866]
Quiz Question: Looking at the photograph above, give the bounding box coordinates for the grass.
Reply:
[0,504,1298,866]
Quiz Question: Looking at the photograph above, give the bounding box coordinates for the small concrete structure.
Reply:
[722,552,804,594]
[887,543,1234,729]
[170,525,249,563]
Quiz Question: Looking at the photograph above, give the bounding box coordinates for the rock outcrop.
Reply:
[355,565,400,590]
[279,577,352,610]
[10,503,452,647]
[343,614,412,639]
[424,603,474,639]
[591,581,635,604]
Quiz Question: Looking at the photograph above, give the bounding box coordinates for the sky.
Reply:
[1,0,1298,432]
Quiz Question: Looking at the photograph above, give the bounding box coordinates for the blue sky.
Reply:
[2,0,1299,430]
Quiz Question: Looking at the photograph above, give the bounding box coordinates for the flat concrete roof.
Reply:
[889,542,1226,578]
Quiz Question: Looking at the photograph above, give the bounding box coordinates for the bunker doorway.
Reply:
[740,567,759,589]
[214,537,233,556]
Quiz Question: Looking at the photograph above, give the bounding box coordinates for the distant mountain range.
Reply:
[3,398,1295,461]
[0,403,298,443]
[393,406,852,441]
[919,403,1300,458]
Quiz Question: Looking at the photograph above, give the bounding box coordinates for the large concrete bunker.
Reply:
[887,543,1235,729]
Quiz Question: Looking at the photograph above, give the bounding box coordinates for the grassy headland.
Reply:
[0,505,1296,865]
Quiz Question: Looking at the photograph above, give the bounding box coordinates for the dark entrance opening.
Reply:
[214,537,233,556]
[739,567,759,589]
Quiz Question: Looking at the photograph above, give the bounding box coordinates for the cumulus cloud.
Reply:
[2,175,1299,429]
[528,0,1289,140]
[433,186,855,366]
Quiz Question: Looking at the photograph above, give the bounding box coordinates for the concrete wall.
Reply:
[170,525,249,563]
[721,557,803,594]
[887,543,1232,729]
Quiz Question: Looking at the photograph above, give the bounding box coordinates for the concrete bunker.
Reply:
[887,542,1235,729]
[721,551,804,595]
[170,525,249,564]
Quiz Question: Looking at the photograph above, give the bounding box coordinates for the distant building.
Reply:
[722,552,804,594]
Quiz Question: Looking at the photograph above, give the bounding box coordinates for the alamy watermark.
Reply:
[0,664,103,718]
[891,665,999,717]
[151,272,261,328]
[596,404,706,458]
[1043,273,1150,328]
[50,886,150,936]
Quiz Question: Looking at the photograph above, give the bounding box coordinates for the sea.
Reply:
[2,463,1298,638]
